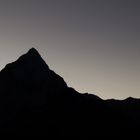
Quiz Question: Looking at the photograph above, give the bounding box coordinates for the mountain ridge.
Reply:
[0,48,139,136]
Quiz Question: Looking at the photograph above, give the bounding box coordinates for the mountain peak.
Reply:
[1,48,68,88]
[25,47,42,60]
[28,48,40,55]
[2,48,49,72]
[16,48,49,70]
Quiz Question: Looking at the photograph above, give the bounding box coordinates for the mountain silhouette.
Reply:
[0,48,140,137]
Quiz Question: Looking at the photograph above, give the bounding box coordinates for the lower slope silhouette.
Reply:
[0,48,140,136]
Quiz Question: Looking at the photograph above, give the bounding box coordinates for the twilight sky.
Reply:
[0,0,140,99]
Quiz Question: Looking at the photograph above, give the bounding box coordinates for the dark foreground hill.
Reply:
[0,48,139,137]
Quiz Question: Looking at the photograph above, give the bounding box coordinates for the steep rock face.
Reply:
[0,48,139,136]
[0,48,69,135]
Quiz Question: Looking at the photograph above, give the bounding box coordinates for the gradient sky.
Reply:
[0,0,140,99]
